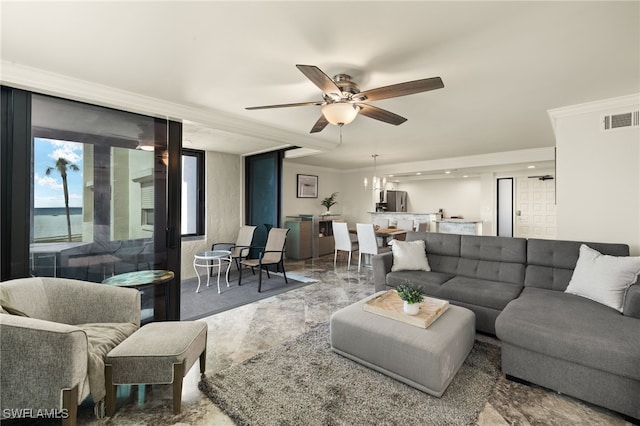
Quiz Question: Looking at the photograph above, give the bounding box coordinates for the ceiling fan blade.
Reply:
[296,64,343,97]
[246,101,325,110]
[355,77,444,102]
[310,115,329,133]
[357,103,407,126]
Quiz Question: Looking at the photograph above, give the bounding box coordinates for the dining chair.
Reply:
[373,218,389,230]
[356,223,391,272]
[396,219,415,231]
[238,227,289,292]
[390,219,414,243]
[417,222,429,232]
[211,225,257,273]
[332,221,358,269]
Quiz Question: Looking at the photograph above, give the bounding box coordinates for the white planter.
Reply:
[403,301,420,316]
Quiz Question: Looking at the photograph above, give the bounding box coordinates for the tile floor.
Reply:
[70,255,632,425]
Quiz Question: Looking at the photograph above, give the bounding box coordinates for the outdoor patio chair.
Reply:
[211,225,257,274]
[238,227,289,292]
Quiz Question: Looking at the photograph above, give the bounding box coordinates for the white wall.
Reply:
[281,161,490,231]
[551,94,640,255]
[181,151,241,279]
[400,178,482,220]
[282,161,346,218]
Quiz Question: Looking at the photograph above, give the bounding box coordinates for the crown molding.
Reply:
[547,93,640,133]
[0,61,336,152]
[350,147,556,175]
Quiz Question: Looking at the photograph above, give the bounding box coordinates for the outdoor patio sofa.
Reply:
[372,232,640,420]
[0,277,140,425]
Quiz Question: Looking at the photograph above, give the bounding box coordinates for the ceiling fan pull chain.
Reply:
[339,123,343,146]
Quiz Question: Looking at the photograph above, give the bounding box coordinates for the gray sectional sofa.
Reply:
[372,232,640,420]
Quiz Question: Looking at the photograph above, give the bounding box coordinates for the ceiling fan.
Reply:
[528,175,555,181]
[246,64,444,133]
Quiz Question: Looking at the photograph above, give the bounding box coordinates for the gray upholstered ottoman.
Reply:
[330,292,475,397]
[105,320,207,415]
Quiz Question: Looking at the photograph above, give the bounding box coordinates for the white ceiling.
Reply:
[1,1,638,173]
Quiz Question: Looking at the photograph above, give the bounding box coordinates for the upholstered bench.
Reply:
[330,292,475,397]
[104,320,208,415]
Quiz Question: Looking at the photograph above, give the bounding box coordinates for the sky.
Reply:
[33,138,83,208]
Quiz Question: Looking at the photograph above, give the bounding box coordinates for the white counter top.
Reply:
[436,219,482,224]
[368,212,440,215]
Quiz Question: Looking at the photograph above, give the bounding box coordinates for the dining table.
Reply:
[349,227,408,246]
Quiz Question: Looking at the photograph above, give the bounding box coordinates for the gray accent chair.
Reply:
[0,277,140,426]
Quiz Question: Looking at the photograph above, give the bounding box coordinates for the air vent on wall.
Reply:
[602,111,639,131]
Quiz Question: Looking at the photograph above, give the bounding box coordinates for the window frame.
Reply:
[181,148,205,237]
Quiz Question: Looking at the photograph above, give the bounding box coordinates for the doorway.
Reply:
[497,178,514,237]
[244,150,284,256]
[514,176,556,239]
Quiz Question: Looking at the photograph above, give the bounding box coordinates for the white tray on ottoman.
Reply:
[330,291,475,397]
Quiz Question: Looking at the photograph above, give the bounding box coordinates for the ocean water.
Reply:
[33,207,83,242]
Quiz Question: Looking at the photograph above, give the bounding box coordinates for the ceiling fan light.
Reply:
[137,138,155,151]
[322,103,358,126]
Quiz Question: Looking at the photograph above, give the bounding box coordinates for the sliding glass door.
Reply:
[245,151,284,255]
[1,87,182,320]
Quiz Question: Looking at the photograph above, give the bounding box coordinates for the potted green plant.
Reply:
[321,192,338,214]
[396,282,424,315]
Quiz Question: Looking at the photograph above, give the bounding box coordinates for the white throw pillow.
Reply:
[391,240,431,272]
[565,244,640,312]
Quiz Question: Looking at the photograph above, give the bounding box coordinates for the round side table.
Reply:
[193,250,232,293]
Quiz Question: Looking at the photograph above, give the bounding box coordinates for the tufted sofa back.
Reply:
[405,232,527,285]
[525,238,630,291]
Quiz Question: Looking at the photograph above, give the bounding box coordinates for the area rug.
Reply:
[181,269,316,320]
[199,323,501,426]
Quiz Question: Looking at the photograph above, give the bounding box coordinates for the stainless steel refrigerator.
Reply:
[385,190,407,212]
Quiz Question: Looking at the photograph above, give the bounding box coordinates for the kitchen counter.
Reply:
[368,212,441,232]
[435,219,482,235]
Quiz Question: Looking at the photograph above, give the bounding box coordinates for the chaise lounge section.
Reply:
[495,238,640,420]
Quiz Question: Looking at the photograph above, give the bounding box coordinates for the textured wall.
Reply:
[181,151,241,279]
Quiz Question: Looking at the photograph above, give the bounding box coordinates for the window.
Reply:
[181,149,204,236]
[2,87,182,320]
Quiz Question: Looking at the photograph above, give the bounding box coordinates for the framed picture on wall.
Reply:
[297,174,318,198]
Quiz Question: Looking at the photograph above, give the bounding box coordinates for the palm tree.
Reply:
[46,157,80,242]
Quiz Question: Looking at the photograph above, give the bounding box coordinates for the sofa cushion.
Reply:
[391,240,431,272]
[496,287,640,381]
[457,235,527,285]
[438,276,522,311]
[565,244,640,312]
[525,239,630,291]
[386,270,454,295]
[406,232,461,275]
